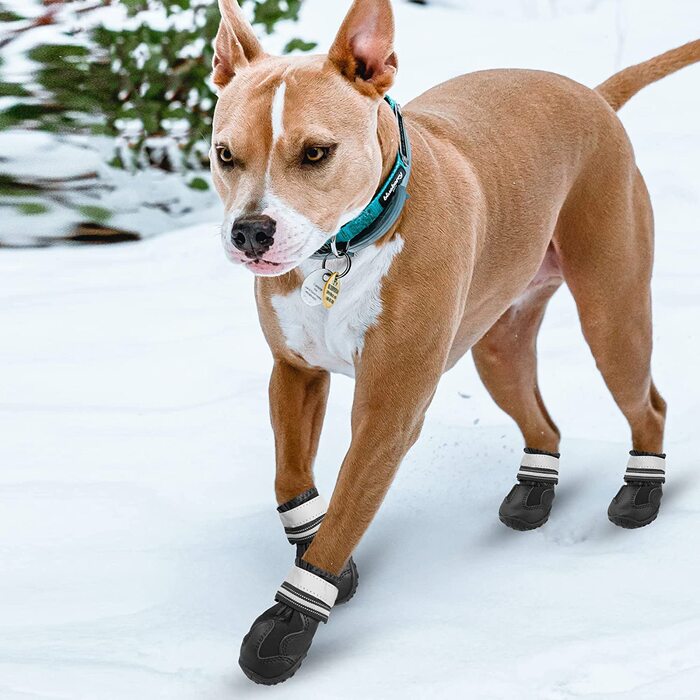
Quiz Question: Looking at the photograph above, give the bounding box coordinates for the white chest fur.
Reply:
[271,237,404,377]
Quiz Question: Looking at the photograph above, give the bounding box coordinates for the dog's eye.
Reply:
[303,146,331,165]
[217,146,235,165]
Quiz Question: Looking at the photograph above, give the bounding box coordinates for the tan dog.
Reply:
[210,0,700,684]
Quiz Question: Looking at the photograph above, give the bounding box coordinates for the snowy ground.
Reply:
[2,1,700,698]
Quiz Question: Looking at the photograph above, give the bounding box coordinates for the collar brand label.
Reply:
[380,166,406,208]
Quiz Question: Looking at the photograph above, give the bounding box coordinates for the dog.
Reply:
[210,0,700,684]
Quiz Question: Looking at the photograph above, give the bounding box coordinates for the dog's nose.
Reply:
[230,215,276,259]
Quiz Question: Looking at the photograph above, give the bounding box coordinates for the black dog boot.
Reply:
[239,559,339,685]
[608,451,665,529]
[278,488,359,604]
[499,448,560,531]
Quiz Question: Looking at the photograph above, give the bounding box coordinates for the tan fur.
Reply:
[211,0,697,575]
[597,39,700,111]
[212,0,266,88]
[327,0,398,98]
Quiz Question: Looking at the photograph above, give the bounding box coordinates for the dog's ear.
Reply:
[328,0,397,97]
[212,0,265,89]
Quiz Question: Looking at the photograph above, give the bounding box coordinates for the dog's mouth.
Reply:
[244,257,288,275]
[233,254,303,277]
[246,258,280,267]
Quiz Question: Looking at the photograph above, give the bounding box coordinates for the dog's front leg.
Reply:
[240,320,450,685]
[301,356,439,575]
[269,360,329,505]
[269,360,360,608]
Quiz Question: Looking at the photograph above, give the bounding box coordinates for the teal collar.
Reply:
[312,95,411,259]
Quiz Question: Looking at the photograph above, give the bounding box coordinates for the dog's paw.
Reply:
[609,452,665,528]
[239,602,319,686]
[499,481,556,531]
[608,482,662,529]
[240,561,338,685]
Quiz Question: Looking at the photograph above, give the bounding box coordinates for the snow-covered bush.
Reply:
[0,0,312,245]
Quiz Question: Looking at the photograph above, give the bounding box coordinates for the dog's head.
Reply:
[211,0,398,276]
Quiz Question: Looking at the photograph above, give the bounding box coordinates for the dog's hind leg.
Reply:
[556,162,667,529]
[472,256,564,531]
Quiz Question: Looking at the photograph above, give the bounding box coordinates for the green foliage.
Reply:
[0,0,315,172]
[0,175,35,198]
[18,202,50,215]
[0,8,23,22]
[251,0,303,33]
[284,37,317,54]
[0,81,30,97]
[187,176,210,190]
[77,205,112,223]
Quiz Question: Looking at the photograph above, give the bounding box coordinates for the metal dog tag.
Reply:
[322,272,341,309]
[301,269,330,307]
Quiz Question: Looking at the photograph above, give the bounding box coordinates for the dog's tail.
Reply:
[596,39,700,112]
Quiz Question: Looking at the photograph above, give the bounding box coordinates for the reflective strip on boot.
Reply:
[277,488,328,544]
[624,453,666,483]
[517,451,560,484]
[275,564,339,623]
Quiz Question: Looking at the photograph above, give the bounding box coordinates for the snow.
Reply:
[1,0,700,697]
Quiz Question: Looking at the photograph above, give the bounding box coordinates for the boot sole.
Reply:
[608,511,659,529]
[499,513,549,531]
[239,653,307,686]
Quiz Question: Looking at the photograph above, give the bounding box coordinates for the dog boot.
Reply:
[608,451,665,529]
[239,559,339,685]
[278,488,359,604]
[499,448,559,531]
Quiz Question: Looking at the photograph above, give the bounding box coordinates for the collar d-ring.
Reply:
[322,253,352,279]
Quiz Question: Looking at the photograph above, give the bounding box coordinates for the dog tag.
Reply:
[301,269,330,307]
[323,272,341,309]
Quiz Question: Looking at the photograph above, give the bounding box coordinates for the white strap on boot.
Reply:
[624,453,666,483]
[275,564,339,623]
[277,489,327,544]
[517,451,560,484]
